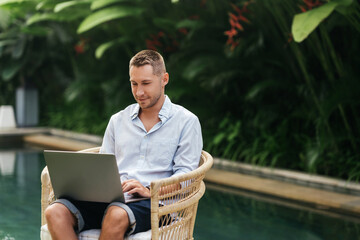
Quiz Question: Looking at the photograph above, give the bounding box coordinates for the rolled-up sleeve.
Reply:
[172,116,203,177]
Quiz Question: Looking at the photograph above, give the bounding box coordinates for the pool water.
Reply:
[0,150,44,240]
[195,186,360,240]
[1,148,360,240]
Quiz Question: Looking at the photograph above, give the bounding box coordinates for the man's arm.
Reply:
[172,115,203,177]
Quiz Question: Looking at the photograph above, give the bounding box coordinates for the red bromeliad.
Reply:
[74,38,89,55]
[145,29,184,53]
[225,1,253,51]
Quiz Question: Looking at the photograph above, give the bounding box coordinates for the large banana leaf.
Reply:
[91,0,131,11]
[54,0,92,13]
[95,37,127,59]
[27,10,90,25]
[77,6,143,33]
[1,60,23,80]
[292,0,353,42]
[0,0,34,6]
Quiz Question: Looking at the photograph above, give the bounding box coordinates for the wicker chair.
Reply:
[40,147,213,240]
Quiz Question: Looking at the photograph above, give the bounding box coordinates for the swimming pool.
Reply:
[1,147,360,240]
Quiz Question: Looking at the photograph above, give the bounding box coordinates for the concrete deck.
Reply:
[23,134,99,151]
[2,127,360,218]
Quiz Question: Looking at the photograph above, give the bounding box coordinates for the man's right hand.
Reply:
[122,179,151,198]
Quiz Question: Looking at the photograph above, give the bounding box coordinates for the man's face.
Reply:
[129,64,168,110]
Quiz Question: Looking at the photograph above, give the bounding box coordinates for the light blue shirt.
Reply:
[100,96,203,187]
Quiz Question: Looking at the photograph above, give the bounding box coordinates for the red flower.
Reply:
[189,15,200,20]
[225,28,237,38]
[299,0,324,12]
[238,15,250,24]
[178,28,188,35]
[146,39,157,51]
[225,1,253,51]
[229,12,238,21]
[74,38,88,55]
[299,5,307,12]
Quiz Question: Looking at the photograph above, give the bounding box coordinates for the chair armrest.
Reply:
[41,166,54,226]
[150,150,213,239]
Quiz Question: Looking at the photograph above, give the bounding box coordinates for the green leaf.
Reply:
[91,0,128,10]
[27,13,64,25]
[292,0,354,42]
[95,37,127,59]
[292,2,338,42]
[245,80,280,101]
[54,0,91,13]
[176,19,204,30]
[0,8,10,28]
[333,0,354,14]
[36,1,57,10]
[213,132,226,145]
[0,39,16,47]
[27,11,89,25]
[35,1,46,10]
[153,18,176,32]
[1,61,22,80]
[182,56,213,80]
[227,121,241,141]
[0,0,33,6]
[21,25,49,36]
[12,35,26,58]
[77,6,143,34]
[331,0,353,6]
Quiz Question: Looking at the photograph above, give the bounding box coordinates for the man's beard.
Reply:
[138,92,161,109]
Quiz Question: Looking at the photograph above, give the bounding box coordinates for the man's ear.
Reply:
[162,73,169,87]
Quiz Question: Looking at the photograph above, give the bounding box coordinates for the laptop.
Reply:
[43,150,147,203]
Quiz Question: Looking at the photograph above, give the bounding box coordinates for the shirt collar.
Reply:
[130,95,172,120]
[159,95,172,120]
[130,104,140,120]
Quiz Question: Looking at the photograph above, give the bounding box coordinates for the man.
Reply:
[45,50,203,240]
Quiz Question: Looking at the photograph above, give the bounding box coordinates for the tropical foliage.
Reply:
[1,0,360,180]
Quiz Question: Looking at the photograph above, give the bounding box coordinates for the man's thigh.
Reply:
[53,198,109,232]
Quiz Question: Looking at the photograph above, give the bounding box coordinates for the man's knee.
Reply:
[45,203,75,226]
[106,206,128,222]
[104,206,129,229]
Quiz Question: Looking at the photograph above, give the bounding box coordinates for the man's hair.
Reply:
[129,50,166,76]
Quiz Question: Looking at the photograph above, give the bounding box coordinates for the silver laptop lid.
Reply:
[44,150,125,203]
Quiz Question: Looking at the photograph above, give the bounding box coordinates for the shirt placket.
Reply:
[138,134,148,168]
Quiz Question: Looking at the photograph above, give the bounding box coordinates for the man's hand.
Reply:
[122,179,151,198]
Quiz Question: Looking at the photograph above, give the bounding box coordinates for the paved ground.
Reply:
[23,134,98,151]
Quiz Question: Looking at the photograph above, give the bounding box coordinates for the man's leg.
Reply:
[45,203,78,240]
[100,206,129,240]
